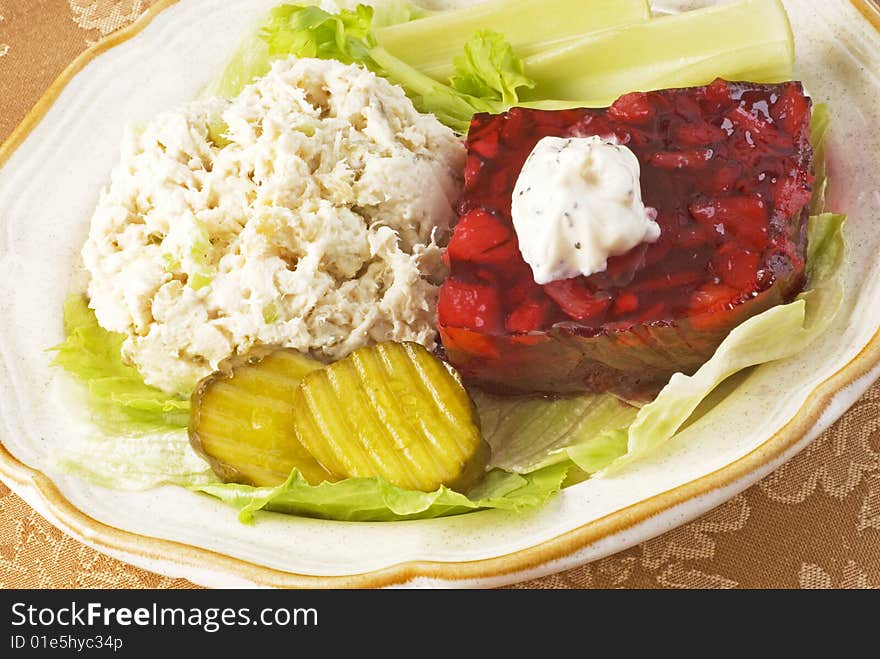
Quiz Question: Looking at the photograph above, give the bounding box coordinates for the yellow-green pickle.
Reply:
[189,347,333,487]
[294,342,489,492]
[190,342,490,493]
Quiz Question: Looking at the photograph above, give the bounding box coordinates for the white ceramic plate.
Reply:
[1,0,879,588]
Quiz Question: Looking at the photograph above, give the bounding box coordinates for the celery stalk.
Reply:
[521,0,794,105]
[374,0,651,82]
[369,45,497,131]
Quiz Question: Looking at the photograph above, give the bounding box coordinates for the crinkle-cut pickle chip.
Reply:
[293,342,490,493]
[189,347,333,487]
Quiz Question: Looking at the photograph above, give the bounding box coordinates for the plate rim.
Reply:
[1,0,879,589]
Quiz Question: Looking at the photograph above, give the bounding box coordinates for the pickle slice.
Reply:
[293,342,489,492]
[189,346,333,487]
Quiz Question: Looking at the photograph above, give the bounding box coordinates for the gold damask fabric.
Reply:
[1,0,878,589]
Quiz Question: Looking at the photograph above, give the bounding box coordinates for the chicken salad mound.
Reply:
[82,57,465,394]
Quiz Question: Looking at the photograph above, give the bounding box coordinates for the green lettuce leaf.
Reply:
[49,296,190,433]
[48,298,214,489]
[473,389,638,473]
[205,30,272,99]
[811,103,830,214]
[194,462,570,522]
[205,1,428,99]
[261,4,375,64]
[450,30,535,106]
[51,428,217,490]
[590,212,846,476]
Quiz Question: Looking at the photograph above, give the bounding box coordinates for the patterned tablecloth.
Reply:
[1,0,879,590]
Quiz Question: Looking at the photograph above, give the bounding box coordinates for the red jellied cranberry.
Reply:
[608,92,655,124]
[543,279,612,323]
[506,297,552,333]
[438,79,814,397]
[689,195,770,250]
[446,209,517,266]
[437,279,503,333]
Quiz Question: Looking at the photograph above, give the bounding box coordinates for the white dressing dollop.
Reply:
[511,135,660,285]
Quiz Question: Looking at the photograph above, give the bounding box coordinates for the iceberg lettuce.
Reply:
[49,296,190,433]
[195,463,569,522]
[592,212,846,476]
[474,389,638,474]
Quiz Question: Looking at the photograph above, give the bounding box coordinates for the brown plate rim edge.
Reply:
[0,0,878,589]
